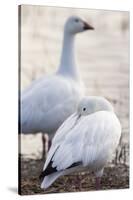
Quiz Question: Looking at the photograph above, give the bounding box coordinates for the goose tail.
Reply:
[41,171,63,189]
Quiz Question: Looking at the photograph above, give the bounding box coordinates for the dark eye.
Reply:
[83,108,86,111]
[75,19,79,23]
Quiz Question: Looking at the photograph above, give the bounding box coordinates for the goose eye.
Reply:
[75,19,79,23]
[83,108,86,111]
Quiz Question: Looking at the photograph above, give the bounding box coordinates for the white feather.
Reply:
[21,76,83,134]
[20,16,88,138]
[41,171,64,189]
[41,106,121,188]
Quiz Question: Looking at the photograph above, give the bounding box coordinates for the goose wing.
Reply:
[41,111,121,177]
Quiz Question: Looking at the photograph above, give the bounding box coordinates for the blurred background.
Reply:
[20,5,129,165]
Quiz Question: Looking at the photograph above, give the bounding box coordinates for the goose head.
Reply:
[64,16,94,35]
[77,96,114,116]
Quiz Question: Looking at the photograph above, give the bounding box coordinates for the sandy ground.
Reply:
[19,157,129,195]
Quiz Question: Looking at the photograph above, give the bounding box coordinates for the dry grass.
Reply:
[19,157,129,195]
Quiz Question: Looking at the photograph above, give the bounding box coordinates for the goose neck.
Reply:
[57,32,78,79]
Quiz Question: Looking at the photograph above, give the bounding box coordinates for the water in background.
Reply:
[20,5,129,165]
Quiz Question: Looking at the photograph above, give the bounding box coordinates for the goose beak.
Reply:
[77,114,81,119]
[83,22,94,30]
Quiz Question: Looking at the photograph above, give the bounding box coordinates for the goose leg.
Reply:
[41,133,49,160]
[95,177,101,190]
[73,174,82,191]
[48,133,54,151]
[48,139,52,150]
[95,169,103,190]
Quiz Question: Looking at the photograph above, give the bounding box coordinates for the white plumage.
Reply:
[20,16,94,157]
[21,76,83,134]
[40,96,121,189]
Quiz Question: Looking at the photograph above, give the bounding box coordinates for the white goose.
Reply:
[20,16,94,158]
[40,96,121,189]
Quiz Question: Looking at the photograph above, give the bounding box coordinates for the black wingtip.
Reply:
[39,171,46,181]
[39,161,58,181]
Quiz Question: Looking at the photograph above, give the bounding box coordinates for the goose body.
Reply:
[21,75,83,135]
[20,16,94,157]
[40,96,121,189]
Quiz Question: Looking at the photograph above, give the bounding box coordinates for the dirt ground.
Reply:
[19,157,129,195]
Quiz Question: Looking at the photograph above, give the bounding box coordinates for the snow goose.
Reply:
[20,16,94,158]
[40,96,121,190]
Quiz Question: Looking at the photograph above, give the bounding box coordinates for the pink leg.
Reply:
[95,177,101,190]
